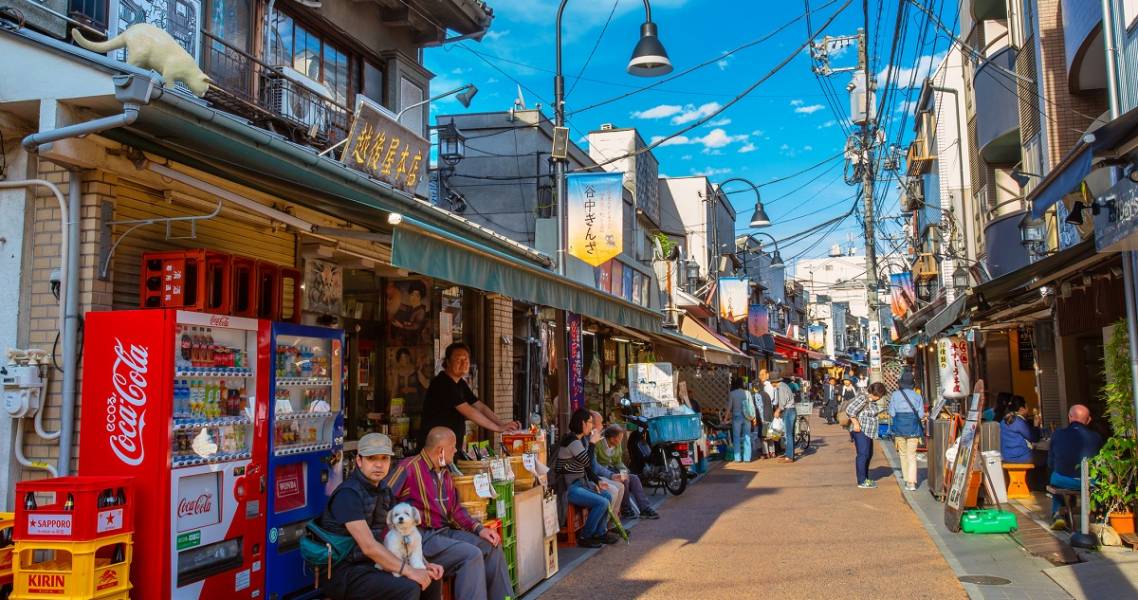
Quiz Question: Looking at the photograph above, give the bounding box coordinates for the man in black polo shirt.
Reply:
[418,343,520,449]
[318,433,444,600]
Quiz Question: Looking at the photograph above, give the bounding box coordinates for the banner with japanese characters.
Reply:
[807,324,826,351]
[341,95,429,194]
[937,336,971,400]
[718,278,749,322]
[567,172,624,267]
[889,271,917,319]
[747,305,769,337]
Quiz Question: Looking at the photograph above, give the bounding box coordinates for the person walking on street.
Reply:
[822,377,839,425]
[889,371,925,491]
[773,369,797,463]
[727,376,755,463]
[847,383,886,489]
[756,371,776,459]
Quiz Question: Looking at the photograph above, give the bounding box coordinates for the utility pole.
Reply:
[855,26,882,385]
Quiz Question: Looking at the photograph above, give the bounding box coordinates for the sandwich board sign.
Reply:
[945,379,985,532]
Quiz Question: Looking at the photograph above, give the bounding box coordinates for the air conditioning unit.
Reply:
[267,67,333,135]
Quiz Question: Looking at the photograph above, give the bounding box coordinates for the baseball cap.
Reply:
[357,433,394,457]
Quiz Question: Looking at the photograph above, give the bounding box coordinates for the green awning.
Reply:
[390,217,666,333]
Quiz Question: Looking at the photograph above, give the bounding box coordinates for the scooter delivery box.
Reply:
[960,509,1018,534]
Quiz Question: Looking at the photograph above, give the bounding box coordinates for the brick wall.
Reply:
[1035,0,1108,167]
[487,294,514,421]
[18,163,116,479]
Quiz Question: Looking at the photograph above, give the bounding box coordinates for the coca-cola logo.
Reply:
[209,315,231,327]
[178,493,214,517]
[105,338,149,467]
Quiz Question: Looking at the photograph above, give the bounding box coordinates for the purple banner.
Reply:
[568,312,584,411]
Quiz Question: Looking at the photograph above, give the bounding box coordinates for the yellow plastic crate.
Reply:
[1,511,14,585]
[11,532,133,600]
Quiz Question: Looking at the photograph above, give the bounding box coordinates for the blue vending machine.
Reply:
[259,321,345,600]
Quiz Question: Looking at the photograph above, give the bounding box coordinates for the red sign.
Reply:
[274,463,307,513]
[27,573,66,594]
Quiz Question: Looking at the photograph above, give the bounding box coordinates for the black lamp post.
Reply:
[553,0,672,275]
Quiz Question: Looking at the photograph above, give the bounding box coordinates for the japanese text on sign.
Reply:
[567,172,623,266]
[341,96,429,193]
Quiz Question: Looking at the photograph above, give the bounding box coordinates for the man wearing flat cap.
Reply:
[318,433,444,600]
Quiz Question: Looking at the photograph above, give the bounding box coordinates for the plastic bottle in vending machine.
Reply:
[190,327,202,368]
[203,328,215,368]
[191,380,204,418]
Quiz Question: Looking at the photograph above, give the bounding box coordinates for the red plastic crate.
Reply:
[230,256,258,318]
[14,476,135,542]
[255,261,281,320]
[140,250,231,313]
[279,267,302,324]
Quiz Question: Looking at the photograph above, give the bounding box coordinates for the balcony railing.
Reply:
[906,137,934,176]
[200,31,350,147]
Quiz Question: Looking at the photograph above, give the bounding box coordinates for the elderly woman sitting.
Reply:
[595,424,660,520]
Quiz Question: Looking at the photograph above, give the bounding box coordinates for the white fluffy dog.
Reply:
[383,502,426,576]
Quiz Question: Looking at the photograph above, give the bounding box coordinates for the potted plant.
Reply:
[1090,321,1138,534]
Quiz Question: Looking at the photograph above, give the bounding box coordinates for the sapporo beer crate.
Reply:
[10,532,133,600]
[1,511,14,586]
[15,476,134,542]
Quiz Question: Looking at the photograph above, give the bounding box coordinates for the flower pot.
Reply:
[1108,510,1136,535]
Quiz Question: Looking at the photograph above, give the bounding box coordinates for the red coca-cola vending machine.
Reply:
[79,309,266,599]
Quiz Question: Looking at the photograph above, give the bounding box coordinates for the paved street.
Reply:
[538,417,965,599]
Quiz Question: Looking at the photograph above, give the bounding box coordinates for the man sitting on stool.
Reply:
[1047,404,1104,530]
[386,427,512,600]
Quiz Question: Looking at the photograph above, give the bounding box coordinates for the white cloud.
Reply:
[632,104,684,119]
[896,100,917,116]
[487,77,500,84]
[790,99,805,106]
[484,29,510,42]
[652,128,749,152]
[717,59,729,71]
[709,118,732,127]
[751,129,765,137]
[818,120,837,129]
[738,143,757,153]
[696,128,747,149]
[692,166,732,177]
[794,104,826,115]
[877,52,947,88]
[681,154,693,160]
[671,102,722,125]
[702,149,723,156]
[803,145,813,151]
[780,143,790,151]
[649,135,692,147]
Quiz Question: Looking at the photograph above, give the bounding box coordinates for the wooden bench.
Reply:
[1003,463,1035,499]
[557,504,587,547]
[1047,485,1080,530]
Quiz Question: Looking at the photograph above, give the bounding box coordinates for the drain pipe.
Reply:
[20,73,159,475]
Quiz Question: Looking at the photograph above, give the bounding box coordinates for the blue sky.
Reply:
[424,0,954,271]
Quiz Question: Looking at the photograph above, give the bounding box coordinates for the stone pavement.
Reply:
[880,439,1073,600]
[531,416,964,599]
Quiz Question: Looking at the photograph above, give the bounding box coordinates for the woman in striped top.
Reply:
[556,408,617,548]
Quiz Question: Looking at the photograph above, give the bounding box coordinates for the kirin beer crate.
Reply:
[10,532,132,600]
[14,477,135,542]
[1,511,14,587]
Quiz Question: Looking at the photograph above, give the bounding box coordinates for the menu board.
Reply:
[945,379,985,532]
[627,362,676,406]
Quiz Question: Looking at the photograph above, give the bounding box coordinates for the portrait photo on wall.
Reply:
[384,278,433,346]
[386,345,433,413]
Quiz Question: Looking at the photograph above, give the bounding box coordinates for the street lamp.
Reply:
[952,264,970,294]
[437,120,466,167]
[717,177,772,228]
[554,0,672,275]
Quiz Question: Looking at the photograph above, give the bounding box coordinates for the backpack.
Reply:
[742,390,756,420]
[836,392,859,428]
[298,520,357,583]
